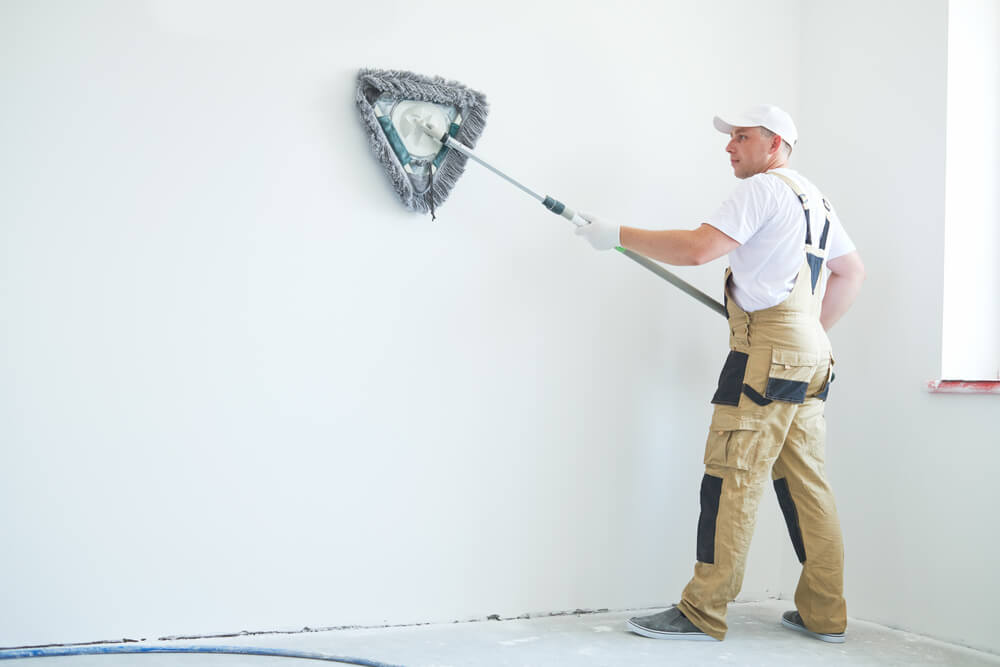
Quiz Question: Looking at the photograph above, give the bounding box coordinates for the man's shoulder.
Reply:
[766,168,826,197]
[732,172,778,196]
[726,172,785,206]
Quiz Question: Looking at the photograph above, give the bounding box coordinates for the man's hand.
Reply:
[574,213,621,251]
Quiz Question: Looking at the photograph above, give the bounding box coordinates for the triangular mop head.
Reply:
[356,68,488,217]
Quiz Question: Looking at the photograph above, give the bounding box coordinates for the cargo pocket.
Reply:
[711,350,749,406]
[698,415,761,564]
[764,348,818,404]
[703,414,762,471]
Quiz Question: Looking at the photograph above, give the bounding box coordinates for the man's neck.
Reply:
[764,157,789,172]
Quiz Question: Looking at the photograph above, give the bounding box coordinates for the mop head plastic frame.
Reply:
[356,68,488,216]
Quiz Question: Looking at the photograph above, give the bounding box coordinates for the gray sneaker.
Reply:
[626,606,716,641]
[781,610,846,643]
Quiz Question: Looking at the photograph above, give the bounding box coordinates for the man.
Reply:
[576,105,865,643]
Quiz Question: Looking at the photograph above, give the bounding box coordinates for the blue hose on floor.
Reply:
[0,644,403,666]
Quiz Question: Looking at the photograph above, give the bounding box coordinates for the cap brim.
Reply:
[713,115,754,135]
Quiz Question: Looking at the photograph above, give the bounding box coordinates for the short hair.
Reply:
[758,126,793,158]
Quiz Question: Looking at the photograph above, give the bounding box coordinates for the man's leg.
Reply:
[675,404,791,640]
[772,397,847,635]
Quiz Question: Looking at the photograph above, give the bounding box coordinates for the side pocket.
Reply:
[711,350,749,406]
[704,415,762,471]
[816,354,835,401]
[764,348,818,404]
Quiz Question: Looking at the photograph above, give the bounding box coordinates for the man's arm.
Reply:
[821,251,865,330]
[619,223,740,266]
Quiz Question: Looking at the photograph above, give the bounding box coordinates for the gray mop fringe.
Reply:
[356,68,489,215]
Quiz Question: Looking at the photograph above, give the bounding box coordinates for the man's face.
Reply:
[726,126,773,179]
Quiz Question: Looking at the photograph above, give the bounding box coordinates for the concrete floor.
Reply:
[11,600,1000,667]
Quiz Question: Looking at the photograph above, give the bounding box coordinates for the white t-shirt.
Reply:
[705,168,855,312]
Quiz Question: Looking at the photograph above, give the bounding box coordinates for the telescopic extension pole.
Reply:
[420,123,728,318]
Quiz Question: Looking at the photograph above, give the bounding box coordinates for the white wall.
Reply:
[10,0,994,656]
[0,0,802,646]
[789,0,1000,654]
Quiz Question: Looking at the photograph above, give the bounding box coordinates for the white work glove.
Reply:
[574,213,621,251]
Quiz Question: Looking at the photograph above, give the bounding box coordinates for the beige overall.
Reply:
[676,172,847,641]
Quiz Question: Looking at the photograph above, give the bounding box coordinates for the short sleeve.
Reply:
[823,204,856,261]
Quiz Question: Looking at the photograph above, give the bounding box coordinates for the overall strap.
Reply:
[767,171,832,295]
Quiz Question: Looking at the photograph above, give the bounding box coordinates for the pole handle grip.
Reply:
[542,196,588,227]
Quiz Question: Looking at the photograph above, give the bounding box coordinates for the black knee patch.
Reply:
[697,474,724,563]
[774,478,807,563]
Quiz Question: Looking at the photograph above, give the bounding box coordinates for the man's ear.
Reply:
[770,133,783,155]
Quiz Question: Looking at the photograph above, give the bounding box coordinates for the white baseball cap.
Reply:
[713,105,798,146]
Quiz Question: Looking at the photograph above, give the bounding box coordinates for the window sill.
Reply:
[926,380,1000,394]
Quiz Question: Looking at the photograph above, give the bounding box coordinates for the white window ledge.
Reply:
[926,380,1000,394]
